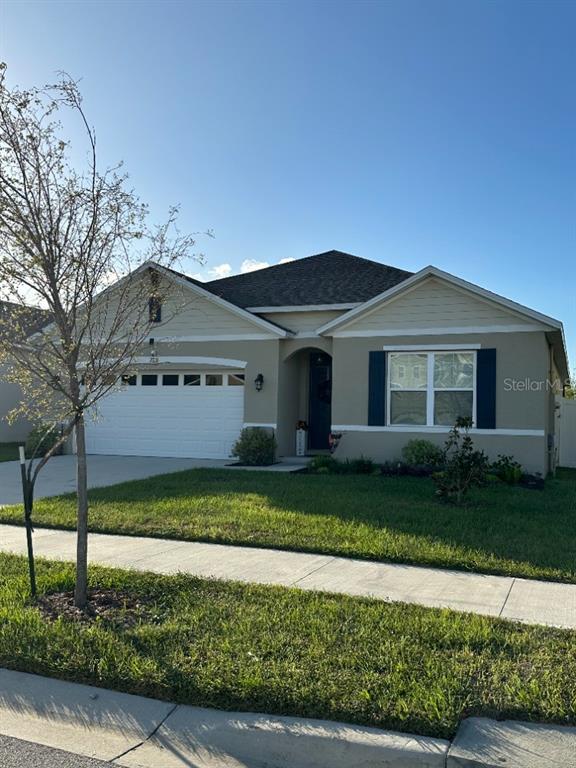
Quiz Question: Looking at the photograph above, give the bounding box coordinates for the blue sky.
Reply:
[1,0,574,366]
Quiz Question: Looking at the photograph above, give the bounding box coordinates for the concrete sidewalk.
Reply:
[1,669,575,768]
[1,523,576,628]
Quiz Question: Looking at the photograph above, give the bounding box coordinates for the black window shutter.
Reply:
[368,351,386,426]
[149,297,162,323]
[476,348,497,429]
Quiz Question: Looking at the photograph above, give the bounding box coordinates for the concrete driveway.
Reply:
[0,455,228,506]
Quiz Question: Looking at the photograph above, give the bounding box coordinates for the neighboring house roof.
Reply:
[204,250,414,308]
[0,301,51,337]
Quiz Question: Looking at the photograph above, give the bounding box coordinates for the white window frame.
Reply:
[124,370,247,387]
[386,350,477,428]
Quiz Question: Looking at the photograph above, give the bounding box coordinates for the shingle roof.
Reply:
[0,301,51,336]
[202,250,413,308]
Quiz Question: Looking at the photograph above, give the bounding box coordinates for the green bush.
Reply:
[433,418,489,504]
[308,455,340,473]
[402,439,444,468]
[342,456,377,474]
[492,454,523,485]
[25,423,63,459]
[232,428,277,466]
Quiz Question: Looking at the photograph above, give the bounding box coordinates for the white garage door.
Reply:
[85,371,245,459]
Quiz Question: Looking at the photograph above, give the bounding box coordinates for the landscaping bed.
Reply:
[1,468,575,583]
[1,552,576,740]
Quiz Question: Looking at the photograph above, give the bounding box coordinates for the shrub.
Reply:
[402,440,444,469]
[25,423,64,458]
[231,428,277,466]
[492,454,523,485]
[380,460,402,476]
[433,417,489,504]
[309,455,341,474]
[309,455,377,475]
[341,456,377,474]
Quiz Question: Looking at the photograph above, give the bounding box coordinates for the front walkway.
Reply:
[0,455,307,506]
[2,524,576,629]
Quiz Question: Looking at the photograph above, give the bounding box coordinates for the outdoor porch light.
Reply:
[254,373,264,392]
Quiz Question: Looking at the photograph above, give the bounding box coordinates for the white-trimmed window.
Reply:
[388,351,475,426]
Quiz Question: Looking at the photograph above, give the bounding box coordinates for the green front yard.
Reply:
[1,553,575,740]
[0,442,18,463]
[2,468,575,583]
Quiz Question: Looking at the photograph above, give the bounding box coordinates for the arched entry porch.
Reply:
[276,345,333,456]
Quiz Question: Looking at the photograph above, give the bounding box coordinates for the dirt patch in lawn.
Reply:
[37,588,158,627]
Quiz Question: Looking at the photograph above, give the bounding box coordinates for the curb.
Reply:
[0,669,448,767]
[447,716,576,768]
[1,669,576,767]
[116,704,449,767]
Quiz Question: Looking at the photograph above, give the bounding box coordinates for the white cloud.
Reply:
[209,263,233,279]
[197,256,298,282]
[240,259,270,274]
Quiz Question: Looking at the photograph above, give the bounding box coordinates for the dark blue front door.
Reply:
[308,352,332,450]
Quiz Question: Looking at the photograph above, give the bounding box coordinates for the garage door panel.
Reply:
[85,372,245,459]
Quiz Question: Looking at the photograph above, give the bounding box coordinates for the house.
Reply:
[79,250,569,476]
[0,302,50,442]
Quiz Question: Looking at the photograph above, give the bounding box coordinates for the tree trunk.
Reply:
[20,455,37,599]
[74,414,89,608]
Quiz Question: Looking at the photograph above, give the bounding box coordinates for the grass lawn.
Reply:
[1,553,575,740]
[2,468,575,583]
[0,442,18,463]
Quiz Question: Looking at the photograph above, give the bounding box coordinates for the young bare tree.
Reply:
[0,63,200,607]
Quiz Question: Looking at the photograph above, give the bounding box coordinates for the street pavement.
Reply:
[0,735,111,767]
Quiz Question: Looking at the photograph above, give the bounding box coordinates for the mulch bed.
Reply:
[37,588,157,627]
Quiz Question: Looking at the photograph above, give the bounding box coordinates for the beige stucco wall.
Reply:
[276,353,300,455]
[330,331,551,474]
[340,277,538,332]
[331,332,550,429]
[150,339,281,426]
[334,431,547,475]
[0,364,34,443]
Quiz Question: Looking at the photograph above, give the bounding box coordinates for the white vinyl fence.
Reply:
[557,397,576,468]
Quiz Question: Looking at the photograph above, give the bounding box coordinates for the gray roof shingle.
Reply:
[202,250,413,308]
[0,301,51,337]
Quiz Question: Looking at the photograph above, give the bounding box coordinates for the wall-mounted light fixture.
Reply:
[254,373,264,392]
